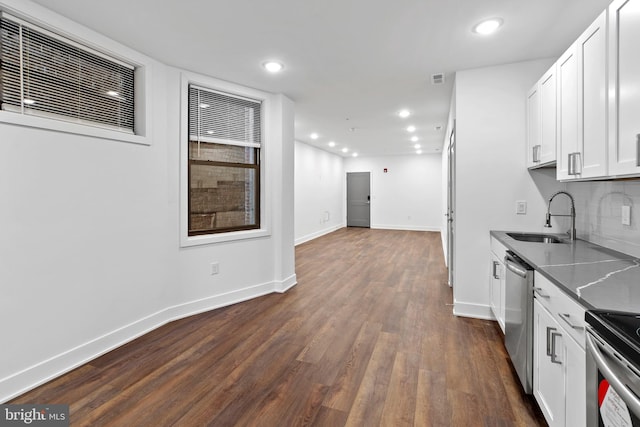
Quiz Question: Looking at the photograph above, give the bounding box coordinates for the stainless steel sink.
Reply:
[506,232,565,243]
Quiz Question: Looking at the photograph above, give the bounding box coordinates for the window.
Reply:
[0,13,135,134]
[188,85,262,235]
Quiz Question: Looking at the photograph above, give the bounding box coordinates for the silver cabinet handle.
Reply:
[586,333,640,419]
[533,145,541,163]
[546,326,555,356]
[559,313,584,330]
[568,153,575,175]
[534,287,550,298]
[550,331,562,364]
[636,134,640,167]
[568,152,582,176]
[492,261,500,279]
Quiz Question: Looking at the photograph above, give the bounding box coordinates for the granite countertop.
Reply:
[491,230,640,312]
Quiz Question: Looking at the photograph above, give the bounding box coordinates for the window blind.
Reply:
[0,13,135,133]
[188,85,262,148]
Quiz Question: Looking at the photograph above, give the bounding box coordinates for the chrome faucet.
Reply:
[544,191,577,240]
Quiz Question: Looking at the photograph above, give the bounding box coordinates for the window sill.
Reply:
[0,112,150,145]
[180,228,270,247]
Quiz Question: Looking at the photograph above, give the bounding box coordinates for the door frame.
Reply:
[446,122,456,288]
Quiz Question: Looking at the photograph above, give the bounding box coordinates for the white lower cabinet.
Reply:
[533,273,586,427]
[534,299,566,426]
[489,237,507,332]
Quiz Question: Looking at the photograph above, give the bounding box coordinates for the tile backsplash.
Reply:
[567,179,640,258]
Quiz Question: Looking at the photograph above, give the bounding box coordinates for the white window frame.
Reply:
[0,1,152,145]
[179,72,271,247]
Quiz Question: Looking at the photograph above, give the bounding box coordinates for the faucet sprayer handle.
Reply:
[544,212,552,228]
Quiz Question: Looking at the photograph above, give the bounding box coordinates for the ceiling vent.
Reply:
[431,73,445,85]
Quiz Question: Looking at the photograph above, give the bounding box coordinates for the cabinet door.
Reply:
[557,45,578,181]
[540,66,557,164]
[608,0,640,176]
[579,10,608,178]
[527,84,541,168]
[564,333,586,427]
[534,299,565,427]
[489,253,505,332]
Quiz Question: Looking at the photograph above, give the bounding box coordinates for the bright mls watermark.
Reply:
[0,405,68,426]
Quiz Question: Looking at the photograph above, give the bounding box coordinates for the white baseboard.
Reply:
[295,224,344,245]
[371,224,441,232]
[452,301,495,321]
[0,279,295,403]
[274,274,297,293]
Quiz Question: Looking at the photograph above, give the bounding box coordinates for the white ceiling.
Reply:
[31,0,612,157]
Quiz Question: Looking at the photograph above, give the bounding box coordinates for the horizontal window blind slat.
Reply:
[188,85,262,146]
[0,14,136,133]
[1,12,135,69]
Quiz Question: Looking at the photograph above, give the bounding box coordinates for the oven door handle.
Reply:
[586,332,640,419]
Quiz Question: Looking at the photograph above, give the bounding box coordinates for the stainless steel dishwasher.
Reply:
[504,250,534,394]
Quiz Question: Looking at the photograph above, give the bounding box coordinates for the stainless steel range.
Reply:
[586,310,640,426]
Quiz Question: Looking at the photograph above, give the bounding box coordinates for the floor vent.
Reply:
[431,73,445,85]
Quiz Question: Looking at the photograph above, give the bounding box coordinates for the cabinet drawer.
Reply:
[533,272,586,348]
[490,236,508,259]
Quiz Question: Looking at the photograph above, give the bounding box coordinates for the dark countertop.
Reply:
[491,230,640,312]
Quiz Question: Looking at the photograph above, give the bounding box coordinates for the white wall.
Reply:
[0,0,295,402]
[449,59,564,319]
[345,155,442,231]
[294,141,345,245]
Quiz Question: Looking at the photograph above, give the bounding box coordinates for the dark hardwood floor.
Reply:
[11,228,546,426]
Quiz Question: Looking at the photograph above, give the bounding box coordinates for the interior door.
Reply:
[346,172,370,227]
[446,123,456,287]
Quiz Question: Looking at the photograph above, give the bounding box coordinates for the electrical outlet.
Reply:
[622,205,631,226]
[516,200,527,215]
[211,262,219,275]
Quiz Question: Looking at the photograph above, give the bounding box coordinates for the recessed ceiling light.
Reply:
[22,99,36,105]
[328,141,336,147]
[352,153,358,157]
[310,133,319,140]
[407,125,416,132]
[414,144,421,149]
[200,103,210,109]
[262,61,284,73]
[206,130,214,135]
[342,147,349,153]
[416,150,423,155]
[473,18,503,35]
[411,136,419,142]
[398,109,411,118]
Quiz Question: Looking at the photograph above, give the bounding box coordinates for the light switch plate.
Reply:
[622,205,631,226]
[516,200,527,215]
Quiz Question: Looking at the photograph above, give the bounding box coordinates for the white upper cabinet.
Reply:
[557,11,608,181]
[528,65,557,168]
[527,86,541,168]
[557,45,578,180]
[539,67,557,165]
[608,0,640,176]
